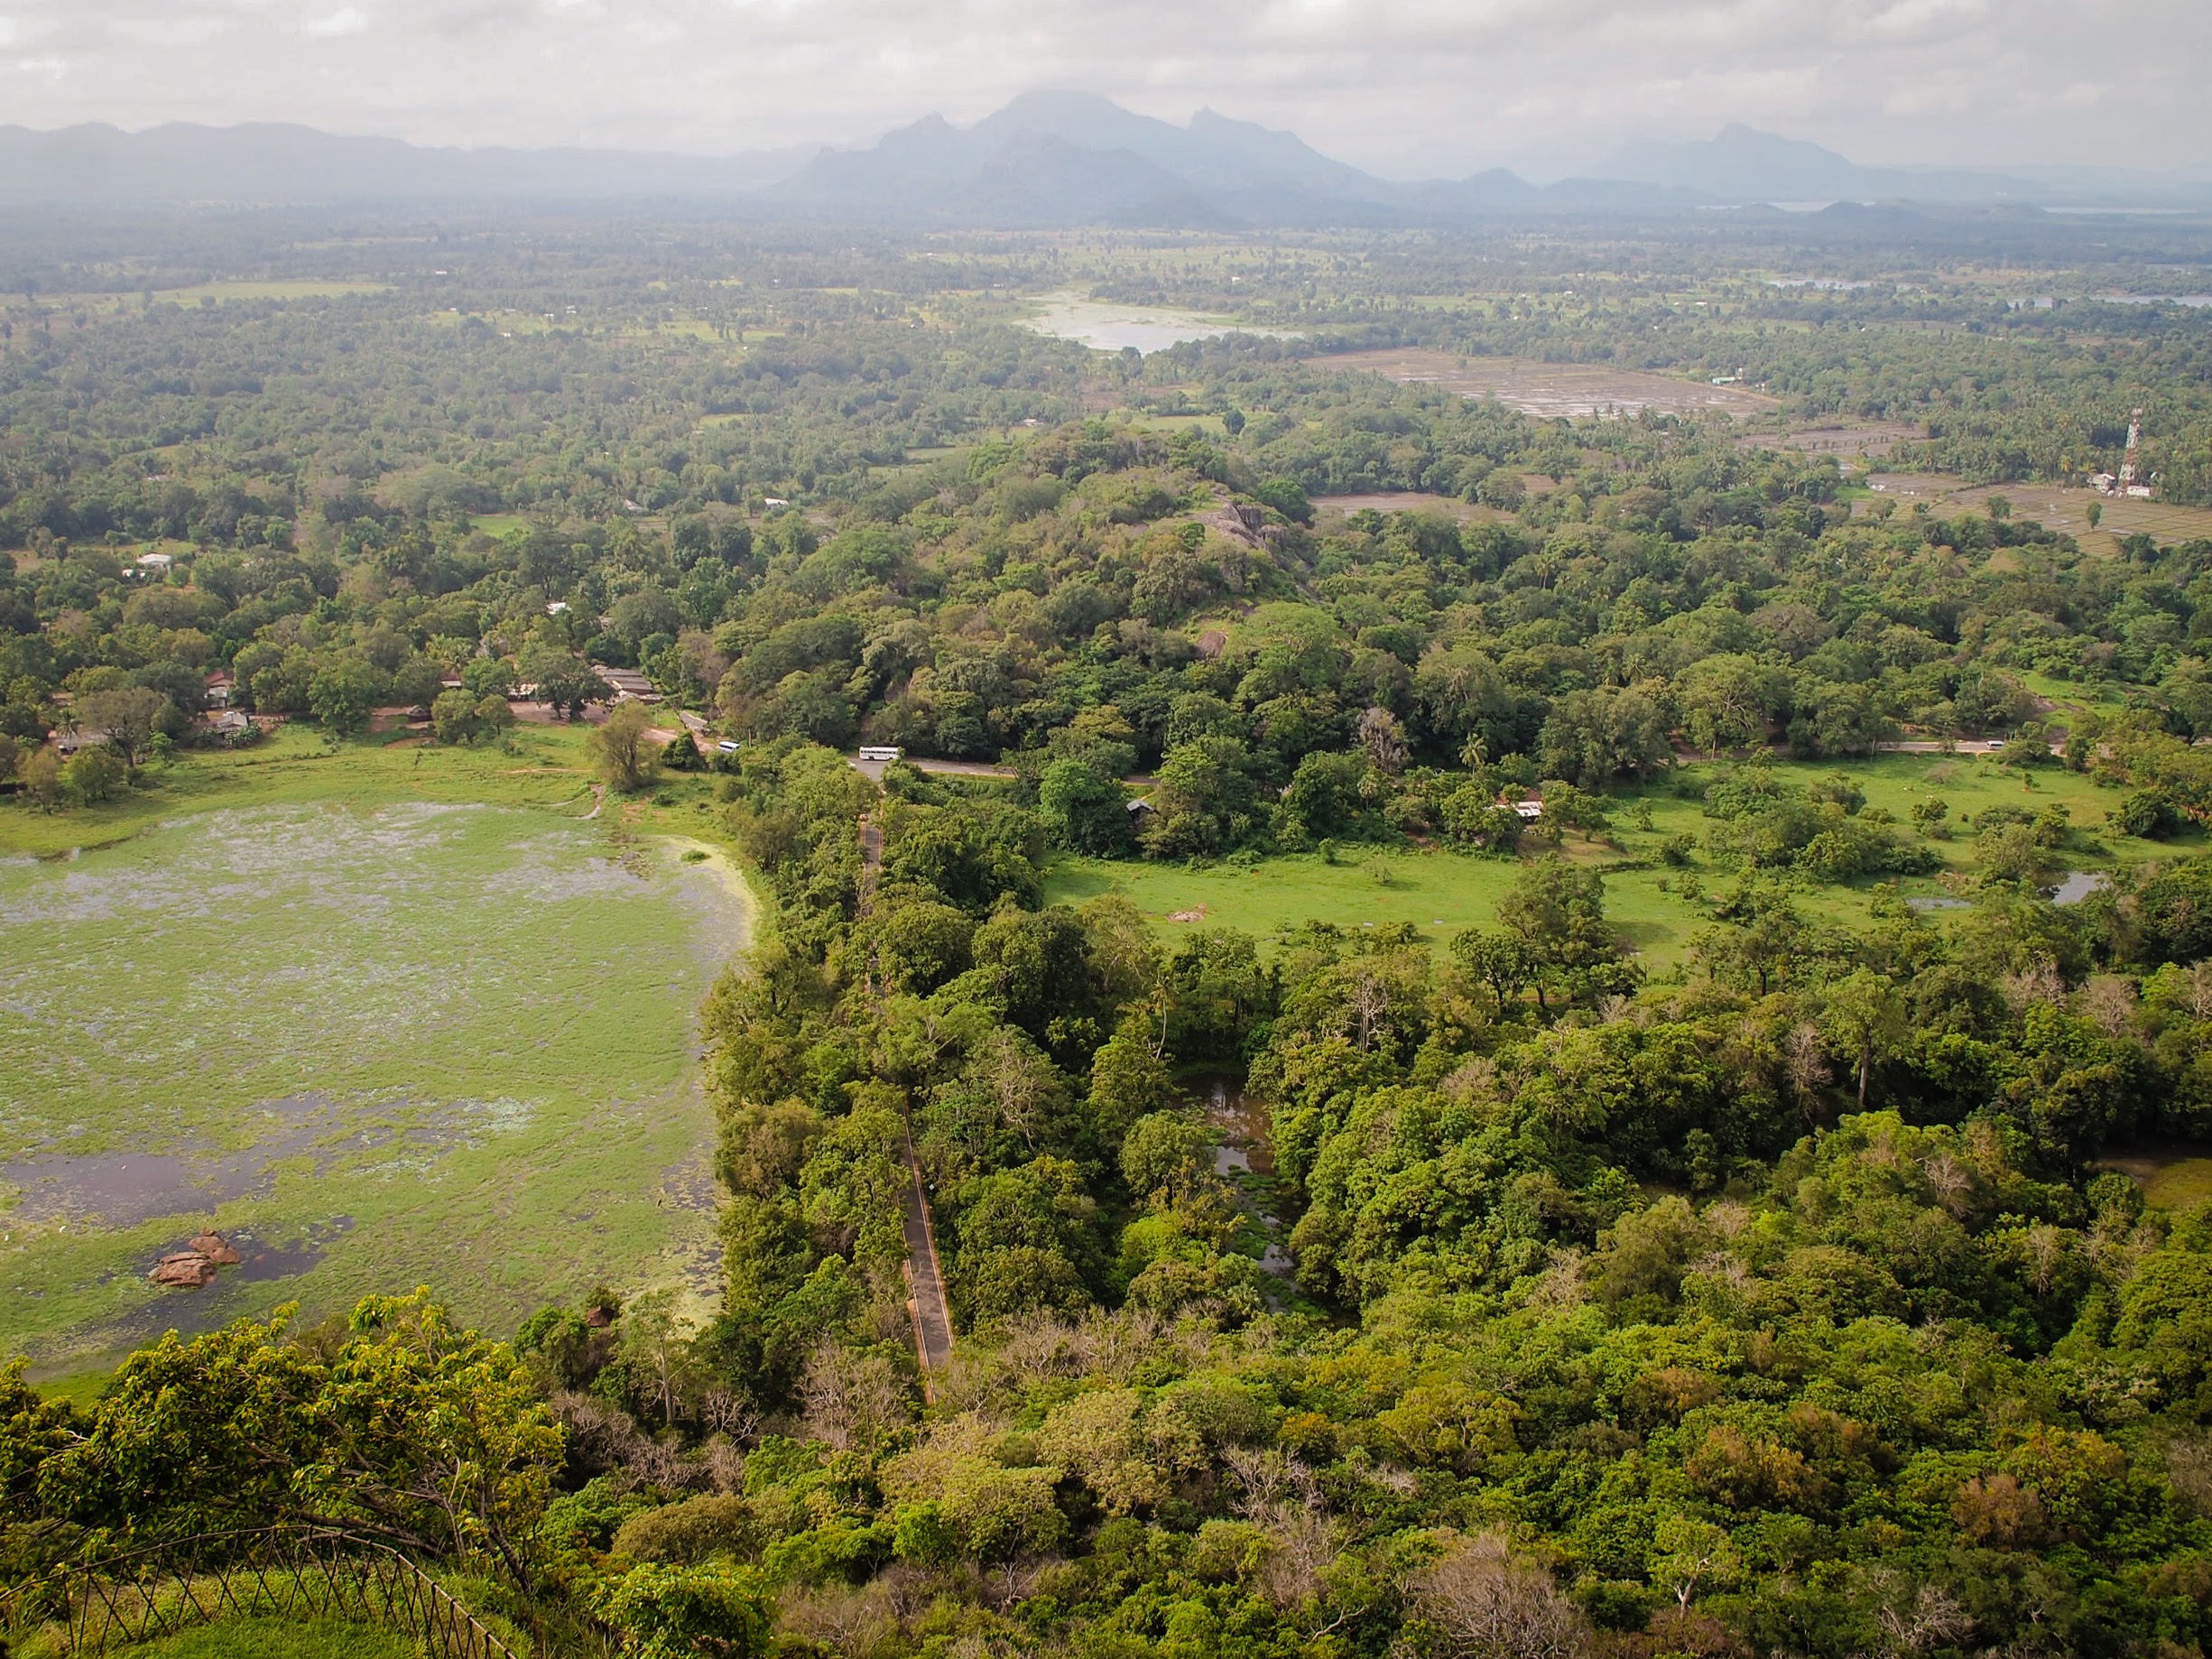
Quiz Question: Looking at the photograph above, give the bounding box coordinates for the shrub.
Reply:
[612,1495,762,1565]
[61,746,127,804]
[595,1562,771,1659]
[2117,788,2185,839]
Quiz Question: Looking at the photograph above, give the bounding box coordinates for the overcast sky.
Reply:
[3,0,2206,178]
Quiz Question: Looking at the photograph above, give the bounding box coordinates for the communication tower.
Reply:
[2118,408,2145,494]
[2096,408,2155,498]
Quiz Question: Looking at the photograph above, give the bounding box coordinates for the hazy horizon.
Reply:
[3,0,2207,181]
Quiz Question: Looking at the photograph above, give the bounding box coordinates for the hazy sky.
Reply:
[3,0,2206,178]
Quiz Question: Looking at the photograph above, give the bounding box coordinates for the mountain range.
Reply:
[4,95,2207,225]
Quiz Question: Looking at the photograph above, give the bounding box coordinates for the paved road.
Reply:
[1675,738,2058,762]
[900,1121,956,1376]
[848,755,1016,783]
[1876,739,2008,755]
[847,754,1156,788]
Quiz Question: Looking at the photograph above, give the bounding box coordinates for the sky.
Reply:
[2,0,2207,179]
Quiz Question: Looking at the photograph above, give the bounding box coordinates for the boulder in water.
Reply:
[188,1232,243,1265]
[149,1252,217,1289]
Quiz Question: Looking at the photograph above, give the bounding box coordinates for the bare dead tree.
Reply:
[798,1339,912,1451]
[2022,1223,2068,1297]
[1876,1582,1974,1655]
[1921,1154,1977,1219]
[1402,1533,1591,1659]
[1225,1449,1338,1608]
[2000,959,2066,1012]
[2165,1433,2212,1517]
[698,1387,761,1447]
[1784,1021,1832,1114]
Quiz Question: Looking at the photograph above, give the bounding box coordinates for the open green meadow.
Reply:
[2096,1150,2212,1211]
[155,281,394,304]
[74,1618,415,1659]
[1046,845,1526,944]
[0,727,752,1382]
[1044,751,2189,968]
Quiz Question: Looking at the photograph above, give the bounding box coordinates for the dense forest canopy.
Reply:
[9,208,2212,1658]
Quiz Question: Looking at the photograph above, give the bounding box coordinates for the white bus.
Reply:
[857,745,904,764]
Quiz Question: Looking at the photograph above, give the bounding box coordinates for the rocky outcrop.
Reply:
[189,1232,243,1265]
[149,1252,217,1288]
[1200,504,1275,551]
[148,1231,242,1289]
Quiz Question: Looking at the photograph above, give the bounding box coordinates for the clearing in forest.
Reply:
[1044,752,2195,967]
[1857,473,2212,553]
[1310,491,1509,523]
[1320,347,1782,420]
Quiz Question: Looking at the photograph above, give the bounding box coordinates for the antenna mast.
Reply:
[2119,407,2145,494]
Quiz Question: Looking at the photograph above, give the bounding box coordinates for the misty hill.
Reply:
[768,94,1739,226]
[0,122,814,207]
[4,101,2207,223]
[1584,122,2212,208]
[1589,123,2038,203]
[767,92,1408,227]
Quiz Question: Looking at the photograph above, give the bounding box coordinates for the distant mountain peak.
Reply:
[773,90,1407,226]
[994,89,1131,120]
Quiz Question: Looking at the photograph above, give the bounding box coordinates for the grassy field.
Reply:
[1324,347,1779,421]
[1043,751,2187,968]
[0,726,753,1383]
[1047,847,1522,943]
[1110,412,1235,438]
[2097,1151,2212,1211]
[469,513,532,538]
[1310,491,1510,524]
[84,1617,414,1659]
[1857,473,2212,554]
[159,281,393,304]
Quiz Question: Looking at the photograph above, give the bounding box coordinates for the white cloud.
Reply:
[1856,0,1991,42]
[109,13,238,46]
[301,5,366,37]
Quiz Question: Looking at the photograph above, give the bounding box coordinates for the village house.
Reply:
[592,664,660,702]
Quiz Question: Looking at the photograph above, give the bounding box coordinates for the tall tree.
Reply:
[590,701,662,794]
[1496,857,1628,1012]
[77,685,169,769]
[1821,969,1910,1109]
